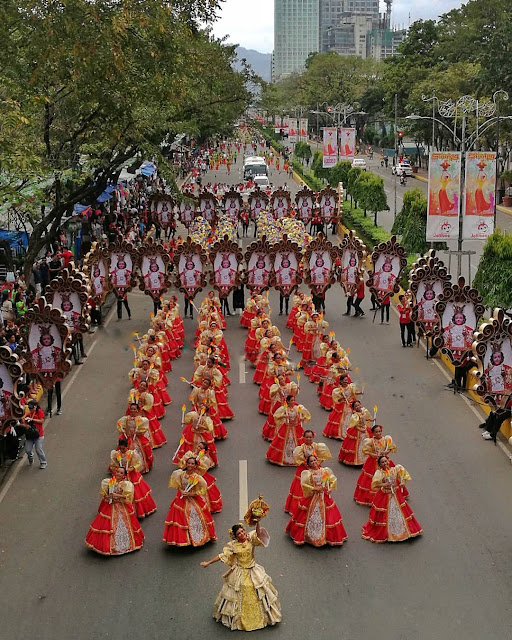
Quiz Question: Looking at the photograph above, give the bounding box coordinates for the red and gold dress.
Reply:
[85,478,145,555]
[117,414,154,473]
[323,383,358,439]
[338,407,372,466]
[266,403,311,466]
[353,435,409,505]
[285,442,332,516]
[178,451,222,513]
[173,410,218,466]
[286,468,348,547]
[240,297,257,328]
[189,384,227,441]
[128,388,167,448]
[162,469,216,547]
[362,466,422,543]
[319,359,351,410]
[261,380,298,441]
[109,449,156,518]
[193,363,234,421]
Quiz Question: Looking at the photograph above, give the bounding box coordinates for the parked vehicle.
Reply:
[351,158,367,170]
[392,162,413,177]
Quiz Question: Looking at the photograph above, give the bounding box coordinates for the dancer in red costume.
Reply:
[193,356,234,420]
[262,374,298,441]
[323,374,359,438]
[178,445,222,513]
[85,467,145,556]
[266,396,310,466]
[353,425,408,505]
[361,455,422,543]
[117,403,154,473]
[338,400,372,466]
[128,381,166,448]
[284,430,331,517]
[110,438,156,519]
[286,455,348,547]
[162,456,216,547]
[173,408,218,466]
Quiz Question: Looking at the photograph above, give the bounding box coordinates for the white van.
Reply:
[254,175,270,188]
[244,156,268,180]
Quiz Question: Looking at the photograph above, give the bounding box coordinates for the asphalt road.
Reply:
[1,153,512,640]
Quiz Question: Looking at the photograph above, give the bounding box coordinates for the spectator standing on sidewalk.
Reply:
[380,293,391,324]
[398,294,415,347]
[23,400,47,468]
[48,253,62,282]
[39,258,50,291]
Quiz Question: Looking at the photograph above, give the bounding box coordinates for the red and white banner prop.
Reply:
[322,127,337,168]
[427,152,461,241]
[463,151,496,240]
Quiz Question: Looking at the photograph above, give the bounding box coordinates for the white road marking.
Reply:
[0,306,116,506]
[239,459,248,520]
[239,355,246,384]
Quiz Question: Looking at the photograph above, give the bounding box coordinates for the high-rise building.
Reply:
[273,0,320,82]
[319,0,379,52]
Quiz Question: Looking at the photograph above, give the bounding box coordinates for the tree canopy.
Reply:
[0,0,252,274]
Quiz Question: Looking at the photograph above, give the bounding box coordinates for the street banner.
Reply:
[288,118,298,143]
[338,128,356,159]
[426,152,461,241]
[274,115,282,134]
[299,118,308,141]
[282,116,290,131]
[322,127,337,168]
[463,151,496,240]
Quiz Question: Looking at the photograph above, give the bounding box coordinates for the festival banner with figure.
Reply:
[288,118,298,143]
[338,128,356,160]
[427,152,461,241]
[463,151,496,240]
[299,118,308,141]
[274,115,282,134]
[282,116,290,132]
[322,127,337,168]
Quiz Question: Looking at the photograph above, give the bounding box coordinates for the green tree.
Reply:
[473,229,512,309]
[392,188,446,253]
[356,173,388,226]
[0,0,251,277]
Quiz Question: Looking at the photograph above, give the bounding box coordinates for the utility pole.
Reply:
[394,92,397,219]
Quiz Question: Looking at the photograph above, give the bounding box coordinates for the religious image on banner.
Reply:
[339,230,367,297]
[271,188,290,220]
[210,237,243,298]
[303,235,340,296]
[318,186,338,223]
[179,198,196,228]
[150,194,174,230]
[248,188,269,220]
[0,347,23,429]
[473,309,512,409]
[45,270,90,341]
[366,236,407,304]
[178,253,203,298]
[199,190,218,225]
[274,115,282,135]
[138,237,172,301]
[295,187,314,226]
[433,276,484,366]
[299,118,308,141]
[427,152,461,240]
[82,242,112,306]
[20,299,72,388]
[109,244,136,298]
[223,189,243,223]
[463,152,496,240]
[339,128,356,159]
[288,118,298,143]
[244,239,272,292]
[270,235,302,297]
[322,127,337,168]
[409,251,452,338]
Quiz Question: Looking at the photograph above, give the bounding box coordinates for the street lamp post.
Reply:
[406,91,510,279]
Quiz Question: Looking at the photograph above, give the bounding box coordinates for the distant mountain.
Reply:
[235,47,272,82]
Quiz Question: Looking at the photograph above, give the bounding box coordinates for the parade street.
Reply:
[1,157,512,640]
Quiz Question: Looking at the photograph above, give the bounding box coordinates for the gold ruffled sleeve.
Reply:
[298,405,311,423]
[248,529,269,547]
[315,442,332,461]
[100,478,110,499]
[371,469,386,491]
[120,480,134,503]
[219,541,237,566]
[141,393,154,411]
[324,467,337,491]
[362,438,375,457]
[300,470,315,497]
[130,451,143,472]
[169,469,183,489]
[191,475,207,496]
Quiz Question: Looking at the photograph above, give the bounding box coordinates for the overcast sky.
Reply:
[211,0,466,53]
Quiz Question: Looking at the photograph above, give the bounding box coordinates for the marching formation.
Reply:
[242,289,423,545]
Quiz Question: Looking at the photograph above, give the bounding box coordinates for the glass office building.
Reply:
[273,0,320,81]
